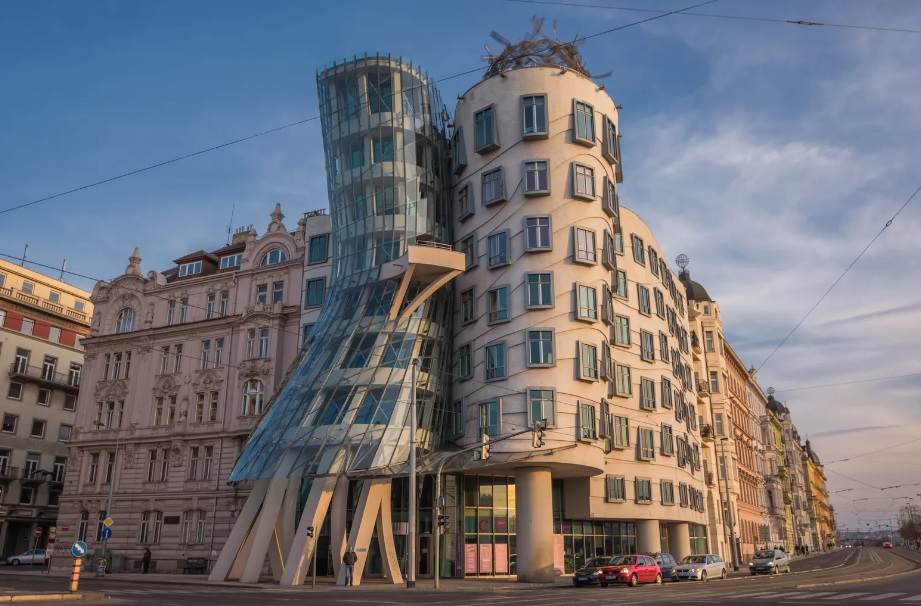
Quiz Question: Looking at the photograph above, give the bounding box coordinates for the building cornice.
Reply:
[0,291,90,332]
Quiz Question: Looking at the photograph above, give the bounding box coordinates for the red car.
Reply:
[599,554,663,587]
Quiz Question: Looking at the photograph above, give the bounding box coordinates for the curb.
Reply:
[0,593,106,603]
[795,551,921,588]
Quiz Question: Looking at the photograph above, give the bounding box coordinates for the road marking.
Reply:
[756,593,808,599]
[860,594,906,601]
[736,592,784,598]
[900,596,921,602]
[786,593,838,600]
[824,595,867,600]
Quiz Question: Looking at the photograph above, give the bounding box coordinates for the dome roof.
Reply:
[766,395,788,415]
[678,270,712,302]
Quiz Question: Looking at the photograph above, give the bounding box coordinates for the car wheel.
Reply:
[599,583,607,588]
[721,568,727,580]
[629,574,638,587]
[655,573,662,585]
[751,571,757,576]
[10,559,20,566]
[701,570,708,582]
[772,567,779,575]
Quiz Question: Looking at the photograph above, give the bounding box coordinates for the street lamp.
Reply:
[719,437,740,571]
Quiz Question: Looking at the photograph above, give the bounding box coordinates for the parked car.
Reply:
[599,554,662,587]
[882,542,893,549]
[647,552,680,581]
[749,548,791,575]
[572,556,615,587]
[675,554,727,581]
[5,549,47,566]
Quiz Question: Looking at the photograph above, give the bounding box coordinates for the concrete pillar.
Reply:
[208,479,269,583]
[0,521,9,558]
[636,519,660,554]
[280,476,338,586]
[515,467,554,583]
[239,478,289,584]
[667,522,691,562]
[329,475,349,579]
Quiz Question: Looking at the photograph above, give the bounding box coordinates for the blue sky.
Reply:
[3,0,920,529]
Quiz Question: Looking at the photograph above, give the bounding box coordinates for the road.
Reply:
[0,547,918,605]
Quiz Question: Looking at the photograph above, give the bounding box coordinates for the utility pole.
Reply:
[406,358,419,589]
[720,437,739,571]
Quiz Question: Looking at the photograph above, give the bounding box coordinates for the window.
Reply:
[167,301,176,326]
[659,333,670,363]
[138,511,163,544]
[640,378,656,410]
[159,347,169,375]
[525,272,553,308]
[525,216,551,251]
[195,394,205,422]
[574,227,597,264]
[524,160,550,195]
[460,233,478,269]
[631,235,646,265]
[21,281,34,295]
[487,230,510,267]
[200,341,210,370]
[18,486,34,505]
[180,298,189,322]
[662,425,675,456]
[219,291,229,316]
[638,285,651,315]
[372,136,394,164]
[482,167,505,205]
[220,253,242,269]
[458,344,472,379]
[613,416,630,449]
[603,116,620,163]
[714,413,725,436]
[21,318,34,335]
[522,94,547,137]
[209,392,219,422]
[246,329,256,359]
[573,163,595,200]
[527,329,555,367]
[487,286,509,324]
[661,480,675,505]
[578,402,597,440]
[260,249,287,266]
[528,388,555,426]
[88,453,99,483]
[172,344,182,373]
[7,383,22,401]
[614,315,630,346]
[474,105,498,152]
[258,328,269,358]
[116,308,135,333]
[457,286,478,325]
[306,234,329,265]
[305,278,326,308]
[479,400,500,437]
[654,288,665,318]
[615,364,631,396]
[615,269,628,298]
[705,331,715,352]
[205,294,216,319]
[368,70,392,113]
[242,380,264,415]
[576,284,597,322]
[602,230,617,270]
[635,478,652,503]
[661,378,673,409]
[30,419,46,438]
[452,127,468,174]
[52,456,66,482]
[74,300,86,312]
[37,388,51,406]
[214,339,224,368]
[256,284,268,304]
[77,511,90,542]
[710,371,720,393]
[649,248,660,276]
[578,341,598,381]
[104,451,116,484]
[179,261,202,277]
[181,509,207,544]
[607,476,626,501]
[574,100,595,145]
[640,331,655,362]
[111,353,122,380]
[58,424,72,442]
[485,341,506,381]
[272,281,284,304]
[457,183,474,221]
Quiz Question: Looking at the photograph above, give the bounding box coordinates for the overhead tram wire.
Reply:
[501,0,921,35]
[758,182,921,371]
[0,0,716,217]
[774,372,921,393]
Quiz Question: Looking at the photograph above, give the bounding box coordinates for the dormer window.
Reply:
[220,254,243,269]
[260,250,287,267]
[179,261,202,277]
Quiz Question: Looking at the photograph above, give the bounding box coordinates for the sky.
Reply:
[2,0,920,532]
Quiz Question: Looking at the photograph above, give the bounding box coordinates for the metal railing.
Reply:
[415,241,453,251]
[9,362,81,389]
[0,466,18,480]
[20,468,52,482]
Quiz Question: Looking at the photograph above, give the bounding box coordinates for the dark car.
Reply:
[572,556,615,587]
[647,552,679,581]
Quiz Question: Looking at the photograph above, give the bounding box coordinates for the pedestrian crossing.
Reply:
[730,590,921,602]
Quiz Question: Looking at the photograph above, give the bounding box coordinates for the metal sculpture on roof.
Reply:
[483,16,611,80]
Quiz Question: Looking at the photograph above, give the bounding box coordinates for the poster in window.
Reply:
[479,543,493,574]
[494,543,508,574]
[553,534,565,576]
[465,543,477,575]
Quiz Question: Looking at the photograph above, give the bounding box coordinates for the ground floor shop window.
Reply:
[689,523,709,554]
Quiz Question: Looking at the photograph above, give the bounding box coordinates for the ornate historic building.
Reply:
[55,205,331,572]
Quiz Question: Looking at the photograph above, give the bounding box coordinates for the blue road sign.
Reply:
[71,541,88,558]
[101,528,112,541]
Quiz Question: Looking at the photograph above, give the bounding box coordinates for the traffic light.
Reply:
[306,526,315,539]
[532,419,547,448]
[478,434,491,460]
[886,525,890,530]
[437,515,450,531]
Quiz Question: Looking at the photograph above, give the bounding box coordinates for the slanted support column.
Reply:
[280,476,338,586]
[239,478,289,583]
[667,522,692,562]
[336,477,402,586]
[209,479,270,583]
[515,467,554,583]
[329,475,350,579]
[636,519,661,554]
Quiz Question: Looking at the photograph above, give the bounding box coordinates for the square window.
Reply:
[640,330,655,362]
[573,100,596,146]
[460,233,478,269]
[30,419,46,438]
[474,105,498,153]
[615,364,632,396]
[615,270,628,298]
[479,400,500,437]
[524,160,550,196]
[631,234,646,265]
[639,427,655,459]
[574,227,597,265]
[637,285,651,315]
[21,281,34,295]
[525,272,553,308]
[522,94,548,138]
[573,163,595,200]
[487,286,510,324]
[524,216,552,251]
[37,389,51,406]
[461,287,476,324]
[578,402,597,440]
[59,424,73,442]
[308,234,329,264]
[614,315,631,346]
[528,388,555,426]
[613,416,630,449]
[485,341,507,381]
[49,291,60,303]
[457,183,474,221]
[576,284,597,322]
[458,344,472,379]
[606,475,626,502]
[7,382,23,401]
[482,167,506,206]
[578,341,598,381]
[640,377,656,410]
[487,230,510,268]
[526,329,555,367]
[64,394,77,411]
[2,414,18,433]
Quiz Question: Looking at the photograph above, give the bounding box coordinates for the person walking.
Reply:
[141,548,152,574]
[343,545,357,586]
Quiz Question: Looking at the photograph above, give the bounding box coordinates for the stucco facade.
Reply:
[803,440,831,551]
[0,259,91,558]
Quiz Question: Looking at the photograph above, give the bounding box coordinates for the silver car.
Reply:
[5,549,47,566]
[675,554,727,581]
[749,549,791,575]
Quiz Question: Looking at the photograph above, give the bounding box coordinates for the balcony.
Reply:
[691,331,702,355]
[706,472,715,486]
[379,242,466,321]
[701,424,715,441]
[0,466,18,482]
[9,362,81,393]
[0,285,88,323]
[19,468,53,484]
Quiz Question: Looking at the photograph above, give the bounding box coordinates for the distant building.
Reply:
[0,258,92,558]
[803,440,831,550]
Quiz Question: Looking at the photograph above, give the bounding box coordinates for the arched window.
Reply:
[242,380,264,416]
[260,249,287,266]
[77,511,89,542]
[116,308,135,333]
[181,509,207,544]
[139,510,163,544]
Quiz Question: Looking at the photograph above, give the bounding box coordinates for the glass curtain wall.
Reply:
[229,54,453,483]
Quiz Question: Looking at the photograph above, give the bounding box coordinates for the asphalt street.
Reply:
[0,547,918,605]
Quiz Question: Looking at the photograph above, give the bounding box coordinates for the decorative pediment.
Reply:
[241,308,276,324]
[237,357,272,386]
[193,370,223,392]
[153,375,181,397]
[94,379,129,401]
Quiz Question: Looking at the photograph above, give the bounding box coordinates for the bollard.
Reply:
[70,557,82,593]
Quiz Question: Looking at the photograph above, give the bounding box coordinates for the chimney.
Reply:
[232,225,253,245]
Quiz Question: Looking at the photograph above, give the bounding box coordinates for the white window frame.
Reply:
[524,271,554,309]
[573,227,597,265]
[577,341,598,382]
[523,159,550,196]
[526,328,555,368]
[575,283,598,323]
[573,99,596,146]
[521,94,548,139]
[220,253,242,269]
[457,182,474,221]
[178,261,202,277]
[484,340,507,381]
[482,167,506,206]
[524,215,552,252]
[474,104,499,153]
[487,229,510,268]
[460,286,477,325]
[606,475,626,502]
[572,162,596,200]
[486,285,510,325]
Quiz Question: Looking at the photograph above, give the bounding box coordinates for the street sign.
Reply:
[71,541,88,558]
[61,526,69,531]
[34,527,42,538]
[103,517,114,528]
[46,542,55,552]
[101,528,112,541]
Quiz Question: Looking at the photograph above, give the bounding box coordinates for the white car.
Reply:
[675,554,728,581]
[5,549,48,566]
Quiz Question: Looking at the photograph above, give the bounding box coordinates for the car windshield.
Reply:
[754,550,775,559]
[610,555,637,565]
[681,555,706,564]
[584,557,611,568]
